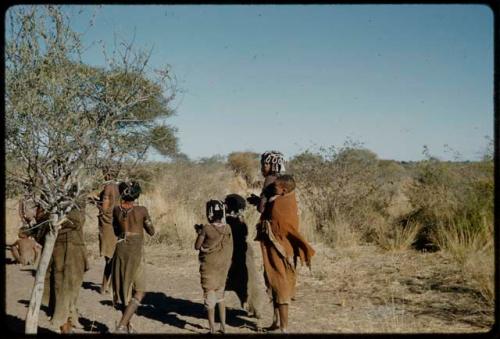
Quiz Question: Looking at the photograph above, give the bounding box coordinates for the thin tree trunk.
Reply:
[25,214,59,334]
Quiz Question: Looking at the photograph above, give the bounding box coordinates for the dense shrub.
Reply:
[227,152,260,187]
[289,143,392,246]
[407,158,493,251]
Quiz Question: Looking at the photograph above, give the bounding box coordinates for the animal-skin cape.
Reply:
[111,234,146,306]
[42,203,87,328]
[98,182,120,258]
[199,223,233,292]
[260,191,315,304]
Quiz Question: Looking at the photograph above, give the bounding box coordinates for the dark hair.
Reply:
[224,194,246,214]
[260,150,286,174]
[119,181,142,201]
[275,174,296,192]
[206,199,225,223]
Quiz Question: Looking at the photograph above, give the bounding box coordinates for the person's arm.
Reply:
[11,241,21,263]
[257,195,267,213]
[194,225,205,250]
[33,240,42,264]
[257,176,276,213]
[143,208,155,236]
[112,207,122,235]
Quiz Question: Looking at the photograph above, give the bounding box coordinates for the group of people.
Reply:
[9,150,315,334]
[193,150,316,333]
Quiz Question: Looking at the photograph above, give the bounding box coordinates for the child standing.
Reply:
[257,174,315,333]
[224,194,265,322]
[194,200,233,334]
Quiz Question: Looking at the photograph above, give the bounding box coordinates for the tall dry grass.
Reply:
[432,219,494,303]
[406,158,494,304]
[135,161,250,248]
[374,220,423,252]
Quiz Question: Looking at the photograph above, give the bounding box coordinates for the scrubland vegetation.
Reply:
[6,142,494,306]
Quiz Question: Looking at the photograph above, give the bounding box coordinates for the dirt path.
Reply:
[5,241,493,334]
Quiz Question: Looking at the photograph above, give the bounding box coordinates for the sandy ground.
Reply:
[5,239,494,335]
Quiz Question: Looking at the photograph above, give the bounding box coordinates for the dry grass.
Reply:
[374,220,422,252]
[431,220,494,304]
[4,155,493,309]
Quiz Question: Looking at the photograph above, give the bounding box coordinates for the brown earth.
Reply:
[5,240,494,334]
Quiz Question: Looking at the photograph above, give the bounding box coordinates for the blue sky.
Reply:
[37,5,495,161]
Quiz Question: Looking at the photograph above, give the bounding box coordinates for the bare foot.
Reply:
[60,321,73,334]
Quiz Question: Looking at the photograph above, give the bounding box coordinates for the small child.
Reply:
[194,200,233,334]
[10,229,42,267]
[257,174,315,333]
[224,194,265,322]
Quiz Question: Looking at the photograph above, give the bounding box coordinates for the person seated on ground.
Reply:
[10,229,42,267]
[18,195,50,244]
[194,200,233,334]
[111,181,155,334]
[224,194,265,324]
[257,174,316,333]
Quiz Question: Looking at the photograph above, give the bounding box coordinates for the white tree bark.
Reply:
[25,214,59,334]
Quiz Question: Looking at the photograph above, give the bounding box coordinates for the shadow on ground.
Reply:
[99,291,257,333]
[18,299,50,316]
[78,316,109,333]
[4,314,56,334]
[5,257,17,265]
[82,281,102,293]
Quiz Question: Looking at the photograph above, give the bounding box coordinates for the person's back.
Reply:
[11,235,41,266]
[99,181,120,253]
[194,200,233,334]
[98,173,121,295]
[113,205,152,237]
[44,198,87,333]
[111,181,154,334]
[198,223,230,252]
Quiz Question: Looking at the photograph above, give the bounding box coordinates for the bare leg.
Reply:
[217,301,226,333]
[11,246,22,264]
[33,246,41,268]
[278,304,288,333]
[207,307,216,334]
[101,257,112,294]
[267,300,279,331]
[116,291,144,332]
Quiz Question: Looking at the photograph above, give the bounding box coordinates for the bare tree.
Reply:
[5,5,177,333]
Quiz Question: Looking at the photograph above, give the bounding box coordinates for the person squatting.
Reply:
[11,150,314,334]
